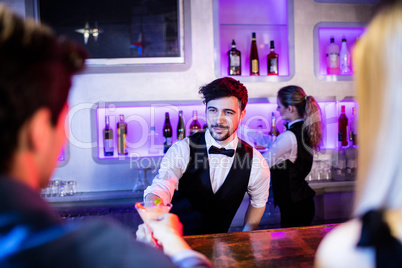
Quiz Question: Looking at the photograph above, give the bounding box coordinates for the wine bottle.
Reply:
[267,40,279,75]
[326,37,340,75]
[228,39,241,76]
[269,112,279,142]
[338,105,348,147]
[346,107,357,179]
[163,112,172,153]
[103,115,114,156]
[177,110,186,140]
[339,37,351,75]
[349,107,357,146]
[250,32,259,76]
[117,114,128,155]
[190,110,201,135]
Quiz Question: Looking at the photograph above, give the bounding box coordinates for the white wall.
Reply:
[4,0,373,192]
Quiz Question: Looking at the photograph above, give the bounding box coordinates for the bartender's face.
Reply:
[206,96,245,146]
[276,99,292,121]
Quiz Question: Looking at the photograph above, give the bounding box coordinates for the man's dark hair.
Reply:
[198,77,248,111]
[0,5,87,174]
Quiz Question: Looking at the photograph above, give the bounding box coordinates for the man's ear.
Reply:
[239,109,246,122]
[27,108,52,153]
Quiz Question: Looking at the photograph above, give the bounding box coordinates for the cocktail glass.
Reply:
[135,201,172,247]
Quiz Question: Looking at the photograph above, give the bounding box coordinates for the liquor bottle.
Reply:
[177,110,186,140]
[190,110,201,135]
[326,37,340,75]
[349,107,357,146]
[339,37,351,75]
[163,112,172,153]
[103,115,114,156]
[346,107,358,179]
[117,114,128,155]
[250,32,259,76]
[267,40,279,75]
[228,39,241,76]
[338,105,348,147]
[269,112,279,143]
[148,126,161,155]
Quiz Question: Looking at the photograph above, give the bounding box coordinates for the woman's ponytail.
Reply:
[304,95,322,151]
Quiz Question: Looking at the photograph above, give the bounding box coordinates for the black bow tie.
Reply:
[284,122,289,130]
[208,146,235,157]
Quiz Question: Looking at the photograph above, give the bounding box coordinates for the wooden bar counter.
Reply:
[184,224,338,268]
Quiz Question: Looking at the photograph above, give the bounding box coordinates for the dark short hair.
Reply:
[0,5,87,174]
[198,77,248,111]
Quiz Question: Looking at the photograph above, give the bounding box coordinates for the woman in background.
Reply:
[264,85,322,228]
[315,1,402,267]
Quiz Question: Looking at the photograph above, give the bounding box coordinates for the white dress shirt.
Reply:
[144,130,270,208]
[264,119,304,167]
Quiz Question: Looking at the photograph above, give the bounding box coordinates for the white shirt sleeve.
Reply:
[143,138,190,205]
[264,131,297,167]
[247,148,271,208]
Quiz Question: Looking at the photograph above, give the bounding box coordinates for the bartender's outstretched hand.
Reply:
[147,213,192,256]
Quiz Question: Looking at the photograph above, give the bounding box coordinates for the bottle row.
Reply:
[101,105,357,157]
[226,33,354,77]
[102,110,205,157]
[95,101,358,160]
[326,36,353,75]
[228,32,279,76]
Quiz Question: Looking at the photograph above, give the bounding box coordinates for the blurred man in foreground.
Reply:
[0,5,210,267]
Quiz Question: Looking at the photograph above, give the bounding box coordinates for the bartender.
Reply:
[264,85,323,228]
[143,77,270,235]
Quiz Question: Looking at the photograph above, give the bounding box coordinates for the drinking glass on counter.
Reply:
[41,179,77,198]
[67,181,77,195]
[51,180,60,197]
[59,181,67,197]
[306,161,332,182]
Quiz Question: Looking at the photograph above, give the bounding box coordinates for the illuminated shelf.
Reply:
[213,0,295,81]
[313,22,366,81]
[91,98,357,165]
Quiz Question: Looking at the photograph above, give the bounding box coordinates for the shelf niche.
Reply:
[313,22,366,81]
[213,0,295,82]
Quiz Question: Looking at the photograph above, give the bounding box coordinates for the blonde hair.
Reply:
[354,3,402,216]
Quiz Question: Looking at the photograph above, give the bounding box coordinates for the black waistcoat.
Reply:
[270,121,315,206]
[170,131,253,235]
